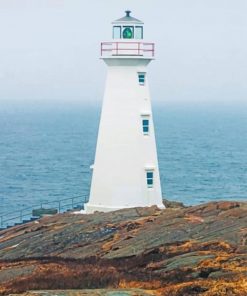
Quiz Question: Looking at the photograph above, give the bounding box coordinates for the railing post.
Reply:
[58,201,61,213]
[20,210,23,223]
[72,197,74,209]
[101,43,102,56]
[138,42,140,55]
[0,215,3,228]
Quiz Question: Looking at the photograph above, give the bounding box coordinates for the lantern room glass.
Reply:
[113,26,121,39]
[135,26,143,39]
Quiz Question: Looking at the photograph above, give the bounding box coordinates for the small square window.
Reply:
[143,126,149,133]
[142,119,149,135]
[146,171,154,188]
[138,73,146,85]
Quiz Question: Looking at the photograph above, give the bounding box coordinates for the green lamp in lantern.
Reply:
[123,27,133,39]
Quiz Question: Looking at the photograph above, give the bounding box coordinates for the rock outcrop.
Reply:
[0,201,246,295]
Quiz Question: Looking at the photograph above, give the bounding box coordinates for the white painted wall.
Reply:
[84,56,164,213]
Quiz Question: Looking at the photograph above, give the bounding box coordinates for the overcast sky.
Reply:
[0,0,246,104]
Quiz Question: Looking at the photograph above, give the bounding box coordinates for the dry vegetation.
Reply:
[0,201,246,295]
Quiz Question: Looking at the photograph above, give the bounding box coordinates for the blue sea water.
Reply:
[0,101,247,215]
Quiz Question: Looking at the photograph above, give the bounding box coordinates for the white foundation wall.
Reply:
[85,57,164,213]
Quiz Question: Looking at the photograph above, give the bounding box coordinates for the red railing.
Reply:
[101,42,155,57]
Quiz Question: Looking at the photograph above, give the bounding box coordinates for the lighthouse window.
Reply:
[142,119,149,135]
[138,73,146,85]
[135,26,143,39]
[113,26,121,39]
[146,171,154,188]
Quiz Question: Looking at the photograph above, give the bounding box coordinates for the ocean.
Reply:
[0,101,247,215]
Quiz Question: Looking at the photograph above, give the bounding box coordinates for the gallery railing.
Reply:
[101,42,155,57]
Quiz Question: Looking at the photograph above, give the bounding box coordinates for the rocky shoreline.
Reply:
[0,200,246,295]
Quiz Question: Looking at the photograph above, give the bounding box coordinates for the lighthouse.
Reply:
[84,11,164,213]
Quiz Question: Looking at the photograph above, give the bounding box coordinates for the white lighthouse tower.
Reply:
[84,11,164,213]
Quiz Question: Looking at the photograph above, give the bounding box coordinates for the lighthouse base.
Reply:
[84,201,165,214]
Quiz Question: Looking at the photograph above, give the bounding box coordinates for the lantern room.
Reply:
[101,10,154,58]
[112,10,144,40]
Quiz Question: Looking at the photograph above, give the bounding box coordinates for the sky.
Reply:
[0,0,246,105]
